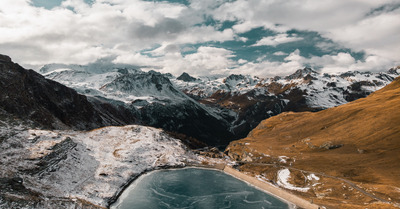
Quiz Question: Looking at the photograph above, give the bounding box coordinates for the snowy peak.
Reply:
[101,71,187,103]
[224,74,246,82]
[285,67,318,80]
[388,66,400,75]
[223,74,258,90]
[177,72,197,82]
[38,63,189,105]
[39,61,141,75]
[39,63,85,74]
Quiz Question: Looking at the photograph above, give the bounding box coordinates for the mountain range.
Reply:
[38,61,399,146]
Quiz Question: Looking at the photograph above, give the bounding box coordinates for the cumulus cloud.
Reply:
[115,46,236,76]
[0,0,234,67]
[226,49,395,77]
[211,0,400,70]
[253,34,303,46]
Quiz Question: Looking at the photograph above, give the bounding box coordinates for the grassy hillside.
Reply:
[225,77,400,208]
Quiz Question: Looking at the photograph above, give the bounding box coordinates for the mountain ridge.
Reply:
[37,61,399,146]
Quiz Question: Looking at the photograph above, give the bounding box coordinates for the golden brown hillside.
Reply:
[225,77,400,208]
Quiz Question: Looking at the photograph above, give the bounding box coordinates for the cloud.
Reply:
[252,33,303,46]
[273,51,288,56]
[0,0,234,67]
[0,0,398,76]
[211,0,400,70]
[116,46,236,76]
[225,49,394,77]
[327,9,400,61]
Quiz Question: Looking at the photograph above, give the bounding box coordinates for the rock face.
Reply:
[225,76,400,208]
[177,72,197,82]
[0,55,101,130]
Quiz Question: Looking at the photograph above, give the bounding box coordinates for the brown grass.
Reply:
[226,77,400,208]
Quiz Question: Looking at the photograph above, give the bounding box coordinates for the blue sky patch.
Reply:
[32,0,94,9]
[180,26,365,67]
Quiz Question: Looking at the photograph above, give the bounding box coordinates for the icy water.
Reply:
[111,168,290,209]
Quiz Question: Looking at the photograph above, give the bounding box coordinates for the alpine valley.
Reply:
[1,54,399,208]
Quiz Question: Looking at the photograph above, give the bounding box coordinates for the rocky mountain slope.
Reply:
[225,76,400,208]
[40,65,235,146]
[0,55,136,131]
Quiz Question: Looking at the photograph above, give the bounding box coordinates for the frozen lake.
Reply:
[111,168,290,209]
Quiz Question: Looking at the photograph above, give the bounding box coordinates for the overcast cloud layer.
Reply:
[0,0,399,77]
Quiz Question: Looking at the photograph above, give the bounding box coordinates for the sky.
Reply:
[0,0,399,77]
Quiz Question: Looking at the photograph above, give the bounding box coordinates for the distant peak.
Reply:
[285,67,317,80]
[388,66,400,75]
[177,72,197,82]
[339,71,362,78]
[0,54,12,63]
[225,74,246,81]
[296,67,317,74]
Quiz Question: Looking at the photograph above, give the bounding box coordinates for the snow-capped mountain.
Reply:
[100,71,190,105]
[172,68,398,139]
[39,64,234,146]
[174,67,398,110]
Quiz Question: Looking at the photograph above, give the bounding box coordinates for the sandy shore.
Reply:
[223,165,322,209]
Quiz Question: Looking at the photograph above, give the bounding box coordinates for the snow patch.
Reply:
[277,169,309,192]
[307,173,320,181]
[278,156,289,163]
[2,125,199,207]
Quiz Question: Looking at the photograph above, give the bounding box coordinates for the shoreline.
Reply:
[108,163,321,209]
[223,165,321,209]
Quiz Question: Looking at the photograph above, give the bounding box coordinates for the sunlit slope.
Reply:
[226,77,400,208]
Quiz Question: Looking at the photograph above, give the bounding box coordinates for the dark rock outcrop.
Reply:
[177,72,197,82]
[0,54,135,130]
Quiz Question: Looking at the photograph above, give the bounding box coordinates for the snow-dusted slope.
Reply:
[279,68,397,109]
[40,64,187,106]
[100,71,191,105]
[0,124,199,208]
[172,74,263,98]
